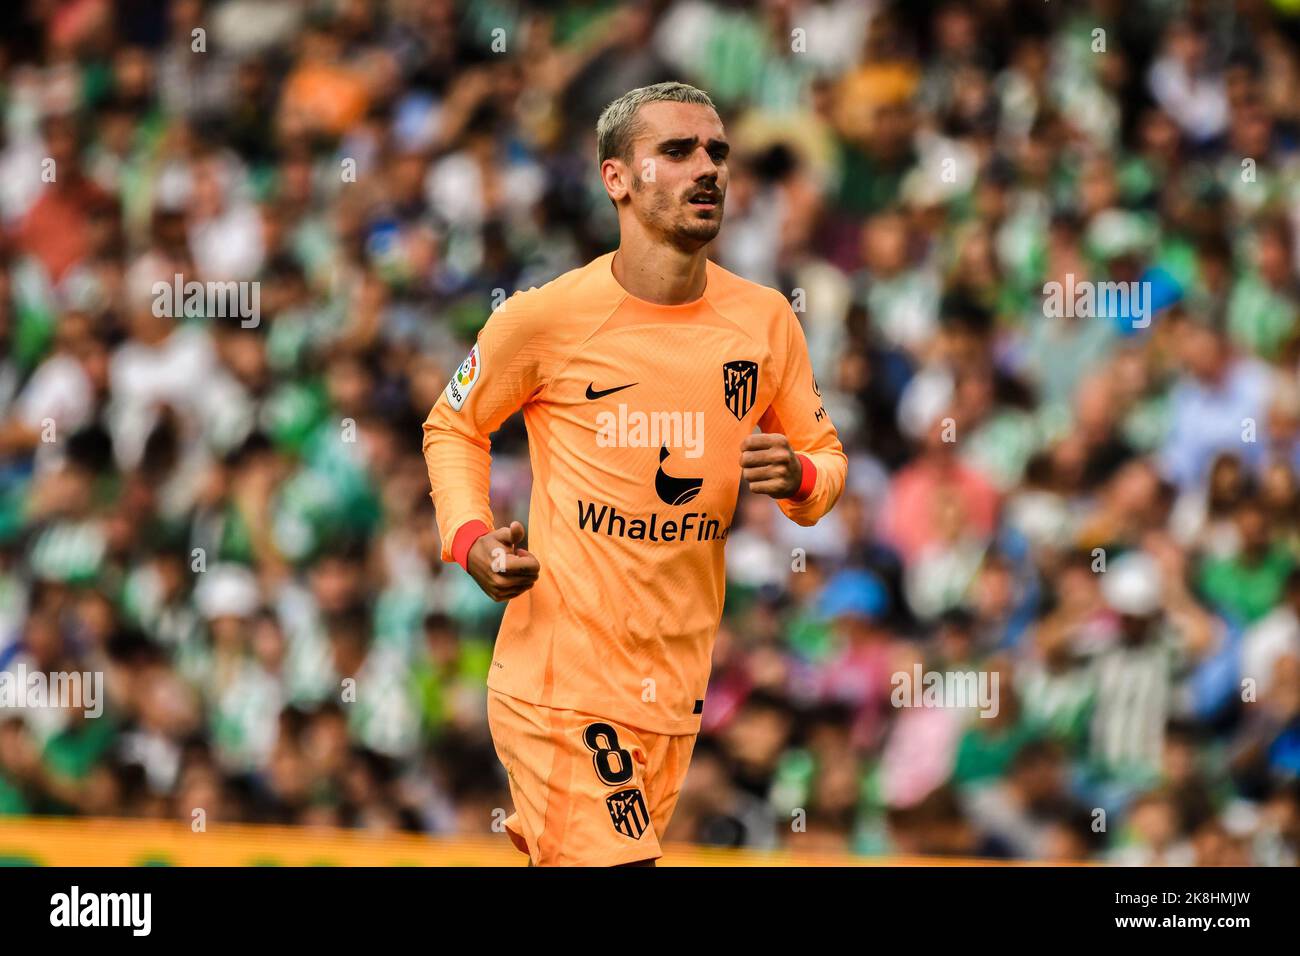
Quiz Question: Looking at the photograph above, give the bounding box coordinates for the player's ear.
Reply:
[601,157,630,203]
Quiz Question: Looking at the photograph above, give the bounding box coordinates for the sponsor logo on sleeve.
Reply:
[445,343,481,410]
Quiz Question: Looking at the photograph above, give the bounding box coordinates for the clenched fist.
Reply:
[466,521,541,602]
[740,433,803,498]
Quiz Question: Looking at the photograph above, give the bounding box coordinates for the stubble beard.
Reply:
[638,183,723,251]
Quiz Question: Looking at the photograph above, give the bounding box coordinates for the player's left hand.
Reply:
[740,433,802,498]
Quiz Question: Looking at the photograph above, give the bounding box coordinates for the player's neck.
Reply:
[611,240,708,306]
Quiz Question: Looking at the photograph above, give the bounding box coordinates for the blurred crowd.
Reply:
[2,0,1300,865]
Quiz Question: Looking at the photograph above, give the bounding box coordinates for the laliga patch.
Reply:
[445,343,481,410]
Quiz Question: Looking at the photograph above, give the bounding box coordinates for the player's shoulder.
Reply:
[704,259,795,331]
[500,254,623,319]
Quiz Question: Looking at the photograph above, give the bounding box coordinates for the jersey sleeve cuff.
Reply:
[451,520,491,571]
[790,454,817,502]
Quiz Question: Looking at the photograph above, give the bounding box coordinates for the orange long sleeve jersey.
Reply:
[423,253,846,734]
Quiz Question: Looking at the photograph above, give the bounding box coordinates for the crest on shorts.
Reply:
[606,788,650,840]
[723,360,758,420]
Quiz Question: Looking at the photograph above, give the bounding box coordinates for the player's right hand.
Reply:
[466,521,541,602]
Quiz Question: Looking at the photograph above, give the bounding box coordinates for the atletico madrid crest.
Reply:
[723,360,757,420]
[606,788,650,839]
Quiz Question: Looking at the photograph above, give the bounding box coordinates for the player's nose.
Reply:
[690,168,721,195]
[690,146,722,179]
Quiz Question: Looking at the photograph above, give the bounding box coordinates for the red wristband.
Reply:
[451,520,491,571]
[789,454,817,502]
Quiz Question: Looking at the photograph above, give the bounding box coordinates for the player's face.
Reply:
[625,101,729,249]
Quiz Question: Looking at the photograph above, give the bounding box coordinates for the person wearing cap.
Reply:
[1088,548,1217,789]
[813,568,896,752]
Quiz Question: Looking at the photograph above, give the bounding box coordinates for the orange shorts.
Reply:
[487,688,698,866]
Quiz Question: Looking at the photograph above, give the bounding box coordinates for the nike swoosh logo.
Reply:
[585,382,637,400]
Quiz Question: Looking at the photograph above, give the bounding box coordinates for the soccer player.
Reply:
[422,82,846,865]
